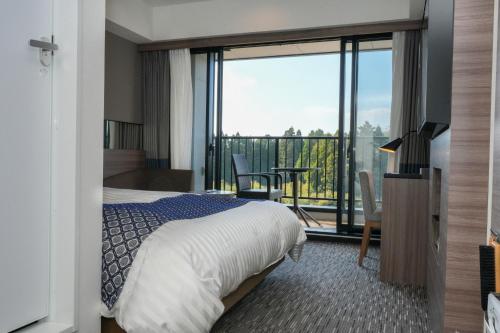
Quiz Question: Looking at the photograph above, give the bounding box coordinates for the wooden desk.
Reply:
[380,176,429,286]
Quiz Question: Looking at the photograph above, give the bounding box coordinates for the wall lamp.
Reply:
[378,131,417,153]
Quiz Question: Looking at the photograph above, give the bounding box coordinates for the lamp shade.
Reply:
[378,137,403,153]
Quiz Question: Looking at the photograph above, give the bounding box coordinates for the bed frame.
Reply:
[103,149,145,179]
[101,149,284,333]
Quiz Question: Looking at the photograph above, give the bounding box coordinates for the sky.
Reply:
[222,50,392,136]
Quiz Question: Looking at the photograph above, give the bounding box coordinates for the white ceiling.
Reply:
[145,0,425,16]
[410,0,427,19]
[143,0,212,6]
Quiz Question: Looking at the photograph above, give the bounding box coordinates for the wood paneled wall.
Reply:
[428,131,450,333]
[444,0,494,331]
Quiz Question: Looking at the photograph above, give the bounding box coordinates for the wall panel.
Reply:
[444,0,494,331]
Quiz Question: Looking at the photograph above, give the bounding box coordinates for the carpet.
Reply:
[212,240,429,333]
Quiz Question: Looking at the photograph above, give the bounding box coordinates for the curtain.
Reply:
[107,120,143,150]
[143,51,170,168]
[169,48,193,170]
[398,30,429,174]
[387,32,405,173]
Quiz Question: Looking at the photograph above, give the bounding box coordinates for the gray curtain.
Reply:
[104,120,143,150]
[399,30,429,174]
[112,121,143,150]
[143,51,170,168]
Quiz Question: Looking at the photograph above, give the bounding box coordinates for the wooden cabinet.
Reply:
[380,177,429,286]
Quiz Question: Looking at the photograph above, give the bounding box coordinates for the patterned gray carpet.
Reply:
[212,240,429,333]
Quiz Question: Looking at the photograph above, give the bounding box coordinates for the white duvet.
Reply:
[101,188,306,333]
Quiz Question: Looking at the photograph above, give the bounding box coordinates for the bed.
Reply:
[100,151,306,333]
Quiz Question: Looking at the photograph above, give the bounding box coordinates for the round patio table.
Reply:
[271,167,322,228]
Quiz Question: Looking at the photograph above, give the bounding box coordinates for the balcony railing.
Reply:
[218,135,389,209]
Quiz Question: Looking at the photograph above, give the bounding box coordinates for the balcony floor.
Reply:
[295,210,366,230]
[300,219,336,228]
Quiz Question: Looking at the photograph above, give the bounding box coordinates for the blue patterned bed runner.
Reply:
[102,194,250,309]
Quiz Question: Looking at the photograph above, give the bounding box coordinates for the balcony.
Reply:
[217,135,388,228]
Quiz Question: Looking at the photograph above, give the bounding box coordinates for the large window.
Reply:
[351,40,393,226]
[204,35,393,234]
[221,42,341,209]
[223,47,340,137]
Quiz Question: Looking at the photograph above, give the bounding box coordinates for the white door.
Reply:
[0,1,53,331]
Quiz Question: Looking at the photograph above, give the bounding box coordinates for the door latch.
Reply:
[29,36,58,67]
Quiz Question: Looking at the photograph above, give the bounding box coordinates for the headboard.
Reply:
[103,149,145,179]
[103,168,194,192]
[103,149,193,192]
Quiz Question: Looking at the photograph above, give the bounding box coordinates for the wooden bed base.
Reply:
[101,257,284,333]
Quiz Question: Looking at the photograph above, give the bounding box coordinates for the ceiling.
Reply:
[145,0,426,16]
[108,0,426,42]
[143,0,212,6]
[410,0,427,19]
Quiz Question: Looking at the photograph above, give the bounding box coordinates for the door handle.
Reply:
[29,39,58,52]
[29,37,58,67]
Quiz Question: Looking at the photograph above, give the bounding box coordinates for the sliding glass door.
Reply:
[200,33,392,236]
[204,49,224,190]
[336,39,353,233]
[339,34,393,234]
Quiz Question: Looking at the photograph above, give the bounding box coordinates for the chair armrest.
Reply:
[236,173,269,177]
[259,172,283,178]
[260,172,283,189]
[236,173,283,189]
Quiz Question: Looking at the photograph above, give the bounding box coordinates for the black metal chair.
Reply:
[231,154,283,201]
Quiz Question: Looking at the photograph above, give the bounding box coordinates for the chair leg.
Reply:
[358,221,372,266]
[364,224,373,257]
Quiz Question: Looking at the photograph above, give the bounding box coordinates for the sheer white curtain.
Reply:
[169,48,193,170]
[387,32,405,173]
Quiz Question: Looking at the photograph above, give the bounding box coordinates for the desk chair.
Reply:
[358,170,382,266]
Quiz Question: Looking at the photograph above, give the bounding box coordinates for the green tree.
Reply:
[358,121,375,137]
[373,125,384,138]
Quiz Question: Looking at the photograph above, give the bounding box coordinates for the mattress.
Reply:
[101,187,306,333]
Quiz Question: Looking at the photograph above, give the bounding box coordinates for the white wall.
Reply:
[152,0,413,41]
[49,0,79,328]
[16,1,105,332]
[76,0,105,331]
[106,0,153,42]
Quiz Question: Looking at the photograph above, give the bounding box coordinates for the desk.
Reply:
[380,176,429,286]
